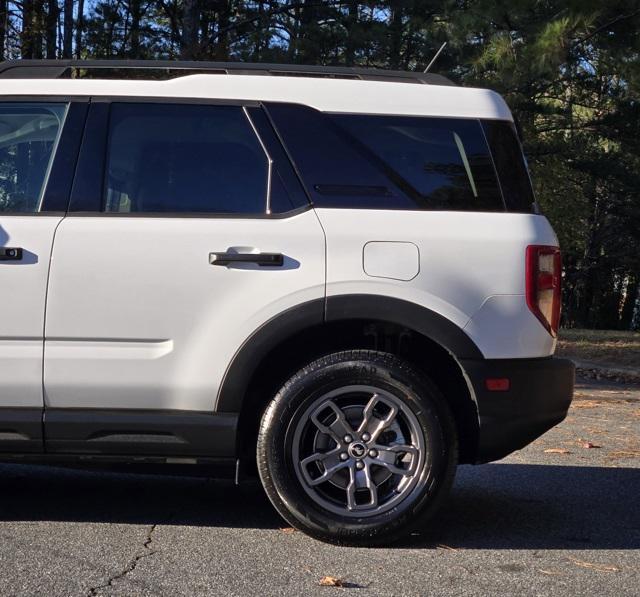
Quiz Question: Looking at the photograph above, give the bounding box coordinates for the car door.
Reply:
[43,100,326,456]
[0,99,85,453]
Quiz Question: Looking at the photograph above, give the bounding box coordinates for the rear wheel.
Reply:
[256,350,457,545]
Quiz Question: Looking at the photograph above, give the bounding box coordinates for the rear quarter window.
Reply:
[481,120,536,213]
[331,114,505,212]
[265,103,506,212]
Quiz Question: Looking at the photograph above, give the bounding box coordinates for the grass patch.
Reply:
[557,329,640,369]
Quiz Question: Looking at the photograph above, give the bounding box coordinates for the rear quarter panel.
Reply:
[316,208,559,359]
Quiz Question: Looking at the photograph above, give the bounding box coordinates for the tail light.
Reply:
[526,245,562,337]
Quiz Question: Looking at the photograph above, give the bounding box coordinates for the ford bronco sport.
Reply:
[0,60,574,545]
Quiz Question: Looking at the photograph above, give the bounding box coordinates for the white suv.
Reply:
[0,60,574,545]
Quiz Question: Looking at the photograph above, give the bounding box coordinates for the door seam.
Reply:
[41,215,66,451]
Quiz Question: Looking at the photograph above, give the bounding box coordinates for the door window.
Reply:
[104,103,272,214]
[0,103,67,213]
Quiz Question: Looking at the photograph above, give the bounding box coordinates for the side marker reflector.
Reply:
[485,378,510,392]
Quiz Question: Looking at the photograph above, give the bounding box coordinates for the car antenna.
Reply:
[424,42,447,73]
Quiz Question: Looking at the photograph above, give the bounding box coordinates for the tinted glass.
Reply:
[105,103,269,214]
[331,114,505,212]
[265,103,416,210]
[482,120,535,212]
[0,103,67,213]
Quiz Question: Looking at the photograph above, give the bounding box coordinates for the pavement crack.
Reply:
[86,524,158,596]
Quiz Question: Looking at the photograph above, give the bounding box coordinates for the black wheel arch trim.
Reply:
[215,294,482,413]
[325,295,482,360]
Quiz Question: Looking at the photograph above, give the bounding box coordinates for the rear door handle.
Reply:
[209,252,284,267]
[0,247,23,261]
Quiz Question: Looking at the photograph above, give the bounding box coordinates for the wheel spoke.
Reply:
[346,462,378,511]
[300,448,348,486]
[372,444,419,476]
[310,400,354,444]
[363,462,378,508]
[357,393,399,442]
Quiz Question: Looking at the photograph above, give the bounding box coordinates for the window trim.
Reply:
[68,97,310,218]
[243,106,273,214]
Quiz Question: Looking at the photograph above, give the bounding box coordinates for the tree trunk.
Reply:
[75,0,84,58]
[344,1,358,66]
[181,0,199,59]
[214,0,231,60]
[287,3,301,61]
[33,0,46,58]
[22,0,49,59]
[62,0,72,57]
[22,0,35,58]
[251,0,265,61]
[620,275,639,330]
[0,0,7,60]
[298,0,319,64]
[46,0,59,58]
[576,184,603,328]
[388,3,404,70]
[130,0,142,58]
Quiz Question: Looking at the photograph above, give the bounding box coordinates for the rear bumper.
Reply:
[461,357,575,463]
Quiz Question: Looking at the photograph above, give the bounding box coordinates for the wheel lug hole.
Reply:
[368,449,378,458]
[344,435,353,444]
[339,452,349,461]
[355,461,365,470]
[361,433,371,442]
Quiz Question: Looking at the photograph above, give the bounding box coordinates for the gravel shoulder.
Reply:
[0,379,637,596]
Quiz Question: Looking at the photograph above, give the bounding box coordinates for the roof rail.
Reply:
[0,59,455,86]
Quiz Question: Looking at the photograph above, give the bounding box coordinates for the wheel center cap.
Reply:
[348,442,367,459]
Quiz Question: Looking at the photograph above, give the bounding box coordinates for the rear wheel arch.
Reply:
[216,295,482,465]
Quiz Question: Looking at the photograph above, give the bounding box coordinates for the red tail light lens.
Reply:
[526,245,562,337]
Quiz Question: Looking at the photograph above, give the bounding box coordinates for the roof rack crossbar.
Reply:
[0,59,455,86]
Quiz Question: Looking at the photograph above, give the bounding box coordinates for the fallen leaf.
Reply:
[581,442,601,449]
[544,448,572,454]
[568,558,620,573]
[572,401,602,409]
[319,576,344,587]
[436,544,458,551]
[280,527,296,534]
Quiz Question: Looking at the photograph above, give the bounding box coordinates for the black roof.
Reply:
[0,59,455,86]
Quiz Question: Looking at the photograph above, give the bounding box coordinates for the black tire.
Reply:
[256,350,458,546]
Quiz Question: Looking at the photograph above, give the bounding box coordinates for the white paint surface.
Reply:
[1,75,513,120]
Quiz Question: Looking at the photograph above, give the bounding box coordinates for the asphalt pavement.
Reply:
[0,378,637,596]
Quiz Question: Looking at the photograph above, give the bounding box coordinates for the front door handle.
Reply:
[209,252,284,267]
[0,247,23,261]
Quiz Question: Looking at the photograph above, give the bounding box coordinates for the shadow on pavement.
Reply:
[0,462,637,550]
[409,462,640,550]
